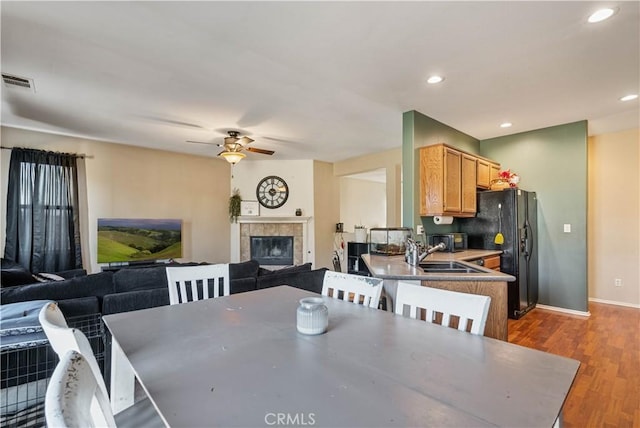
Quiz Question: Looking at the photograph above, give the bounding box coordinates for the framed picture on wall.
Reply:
[241,200,260,216]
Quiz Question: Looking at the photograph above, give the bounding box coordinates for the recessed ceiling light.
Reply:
[588,8,616,23]
[500,122,512,128]
[426,75,444,84]
[620,94,638,102]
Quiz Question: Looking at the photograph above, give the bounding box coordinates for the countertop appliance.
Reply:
[458,188,538,319]
[426,233,467,252]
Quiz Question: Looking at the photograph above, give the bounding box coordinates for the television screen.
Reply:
[97,218,182,264]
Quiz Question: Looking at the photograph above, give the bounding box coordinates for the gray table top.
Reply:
[103,286,578,427]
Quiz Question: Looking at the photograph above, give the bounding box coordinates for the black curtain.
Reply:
[4,148,83,273]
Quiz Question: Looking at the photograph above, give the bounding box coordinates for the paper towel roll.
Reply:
[433,216,454,225]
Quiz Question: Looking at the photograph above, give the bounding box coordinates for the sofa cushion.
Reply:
[230,277,257,295]
[0,271,114,305]
[229,260,260,280]
[257,267,326,294]
[103,288,170,315]
[56,296,101,319]
[1,258,36,288]
[258,263,312,277]
[113,266,169,293]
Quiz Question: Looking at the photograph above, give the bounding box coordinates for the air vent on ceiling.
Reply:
[2,73,36,92]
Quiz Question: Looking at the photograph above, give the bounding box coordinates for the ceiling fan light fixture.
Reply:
[220,151,246,164]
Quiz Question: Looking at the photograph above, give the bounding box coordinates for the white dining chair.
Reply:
[45,349,163,428]
[39,302,163,427]
[38,302,109,399]
[46,349,116,428]
[321,271,384,309]
[394,282,491,336]
[166,263,230,305]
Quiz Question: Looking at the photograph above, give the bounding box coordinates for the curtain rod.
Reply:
[1,146,93,159]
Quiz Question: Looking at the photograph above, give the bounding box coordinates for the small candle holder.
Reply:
[296,297,328,335]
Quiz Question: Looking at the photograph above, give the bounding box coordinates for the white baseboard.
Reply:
[588,297,640,309]
[535,304,591,317]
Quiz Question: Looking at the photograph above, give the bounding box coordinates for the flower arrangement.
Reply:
[498,169,520,187]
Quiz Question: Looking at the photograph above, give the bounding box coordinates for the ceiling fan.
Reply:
[187,131,274,164]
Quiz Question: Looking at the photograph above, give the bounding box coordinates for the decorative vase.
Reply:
[296,297,328,335]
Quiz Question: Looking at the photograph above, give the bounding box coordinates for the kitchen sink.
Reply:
[419,261,487,274]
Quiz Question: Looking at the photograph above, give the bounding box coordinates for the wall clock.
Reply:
[256,175,289,209]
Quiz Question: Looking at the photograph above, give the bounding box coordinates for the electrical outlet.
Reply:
[416,225,424,235]
[614,278,622,287]
[563,224,571,233]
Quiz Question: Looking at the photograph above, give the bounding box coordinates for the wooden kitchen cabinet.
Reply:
[477,158,501,189]
[420,144,476,217]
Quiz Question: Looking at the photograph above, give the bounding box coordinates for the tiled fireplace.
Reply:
[239,220,306,266]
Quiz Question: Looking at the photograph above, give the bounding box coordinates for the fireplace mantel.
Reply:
[238,216,311,224]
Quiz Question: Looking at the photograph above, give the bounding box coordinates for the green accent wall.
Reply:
[402,110,479,235]
[480,121,588,312]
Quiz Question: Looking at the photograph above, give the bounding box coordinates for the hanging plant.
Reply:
[229,188,242,223]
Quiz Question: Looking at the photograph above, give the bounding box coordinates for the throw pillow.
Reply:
[32,272,66,282]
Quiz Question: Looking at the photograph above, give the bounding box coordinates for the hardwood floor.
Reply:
[508,302,640,428]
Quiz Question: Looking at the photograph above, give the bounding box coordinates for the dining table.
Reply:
[103,285,579,427]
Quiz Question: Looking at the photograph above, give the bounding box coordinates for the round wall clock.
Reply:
[256,175,289,209]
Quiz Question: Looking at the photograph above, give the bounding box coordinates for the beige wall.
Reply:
[333,147,402,227]
[339,177,386,231]
[588,128,640,307]
[313,161,341,269]
[1,126,231,273]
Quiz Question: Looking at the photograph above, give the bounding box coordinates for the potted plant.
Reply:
[229,189,242,223]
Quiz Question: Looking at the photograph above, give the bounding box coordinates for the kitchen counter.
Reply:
[361,253,513,341]
[361,252,515,282]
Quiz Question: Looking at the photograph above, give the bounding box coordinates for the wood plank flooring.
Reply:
[508,302,640,428]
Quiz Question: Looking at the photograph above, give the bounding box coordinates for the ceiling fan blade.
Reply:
[186,140,215,145]
[246,147,275,155]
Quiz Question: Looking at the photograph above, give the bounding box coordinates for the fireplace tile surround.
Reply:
[240,220,305,266]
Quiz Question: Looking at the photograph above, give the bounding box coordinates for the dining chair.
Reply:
[166,263,230,305]
[45,349,163,428]
[321,271,384,309]
[39,302,163,426]
[38,302,108,397]
[394,282,491,335]
[46,349,116,428]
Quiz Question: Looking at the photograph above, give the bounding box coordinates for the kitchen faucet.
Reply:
[405,239,446,266]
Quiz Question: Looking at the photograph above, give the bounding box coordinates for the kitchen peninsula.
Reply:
[362,251,515,341]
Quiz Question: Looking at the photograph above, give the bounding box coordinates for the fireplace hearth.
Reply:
[250,236,294,266]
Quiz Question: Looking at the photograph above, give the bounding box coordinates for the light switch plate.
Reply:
[416,225,424,235]
[563,224,571,233]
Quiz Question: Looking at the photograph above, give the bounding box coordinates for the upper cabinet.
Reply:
[476,157,502,189]
[419,144,500,217]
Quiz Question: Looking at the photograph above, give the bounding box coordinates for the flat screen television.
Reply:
[97,218,182,264]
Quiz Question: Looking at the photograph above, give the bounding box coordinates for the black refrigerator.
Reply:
[458,189,538,319]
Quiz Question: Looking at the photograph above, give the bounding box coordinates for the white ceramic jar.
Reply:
[296,297,328,335]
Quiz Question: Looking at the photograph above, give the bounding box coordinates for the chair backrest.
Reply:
[321,271,384,309]
[45,350,117,428]
[394,282,491,336]
[38,302,108,397]
[166,264,230,305]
